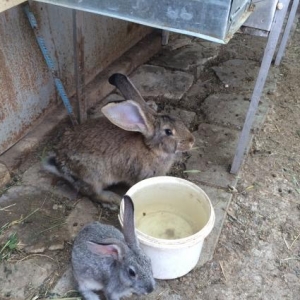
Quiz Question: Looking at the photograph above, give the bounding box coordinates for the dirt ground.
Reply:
[0,19,300,300]
[195,29,300,299]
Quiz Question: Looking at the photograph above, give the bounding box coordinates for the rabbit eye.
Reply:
[128,267,136,277]
[164,129,173,136]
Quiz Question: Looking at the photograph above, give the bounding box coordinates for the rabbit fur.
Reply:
[44,73,195,208]
[72,195,155,300]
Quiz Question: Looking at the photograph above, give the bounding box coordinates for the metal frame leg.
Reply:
[162,30,170,45]
[275,0,299,65]
[230,0,290,174]
[73,9,87,124]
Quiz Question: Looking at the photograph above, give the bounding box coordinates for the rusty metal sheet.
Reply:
[0,7,55,155]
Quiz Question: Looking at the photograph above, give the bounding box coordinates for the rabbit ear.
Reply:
[101,100,154,137]
[109,73,141,101]
[86,239,125,261]
[122,195,139,248]
[109,73,157,115]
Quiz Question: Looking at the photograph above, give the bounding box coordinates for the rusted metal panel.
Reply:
[0,6,55,155]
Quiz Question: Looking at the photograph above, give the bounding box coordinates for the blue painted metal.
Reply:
[35,38,56,71]
[23,4,76,124]
[54,78,75,118]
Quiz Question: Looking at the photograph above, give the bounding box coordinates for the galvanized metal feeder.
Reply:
[33,0,254,44]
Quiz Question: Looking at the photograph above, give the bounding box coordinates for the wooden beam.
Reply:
[0,0,26,13]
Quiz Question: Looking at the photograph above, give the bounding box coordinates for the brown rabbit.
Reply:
[44,73,195,208]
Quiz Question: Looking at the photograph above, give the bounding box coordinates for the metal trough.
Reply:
[34,0,253,43]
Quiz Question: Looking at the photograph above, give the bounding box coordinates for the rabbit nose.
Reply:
[145,282,155,294]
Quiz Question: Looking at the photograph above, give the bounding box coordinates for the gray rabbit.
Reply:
[44,73,195,208]
[72,195,155,300]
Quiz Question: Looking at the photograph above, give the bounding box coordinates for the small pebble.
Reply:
[25,246,46,254]
[49,242,65,251]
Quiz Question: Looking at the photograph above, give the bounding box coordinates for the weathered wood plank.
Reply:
[0,0,26,13]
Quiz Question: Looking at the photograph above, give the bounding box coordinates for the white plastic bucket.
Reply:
[119,176,215,280]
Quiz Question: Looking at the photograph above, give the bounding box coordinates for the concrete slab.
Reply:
[197,186,232,267]
[181,78,213,111]
[186,123,239,189]
[0,257,55,300]
[66,198,99,240]
[0,186,71,254]
[165,107,197,128]
[223,34,267,62]
[22,162,78,200]
[151,42,220,71]
[212,59,258,89]
[201,93,271,130]
[212,59,278,94]
[130,65,194,101]
[51,266,77,298]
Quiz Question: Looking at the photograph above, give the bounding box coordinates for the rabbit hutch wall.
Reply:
[0,1,152,155]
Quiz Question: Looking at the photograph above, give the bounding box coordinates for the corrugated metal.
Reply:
[0,3,152,154]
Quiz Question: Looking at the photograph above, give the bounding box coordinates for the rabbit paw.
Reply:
[92,190,122,210]
[101,202,119,211]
